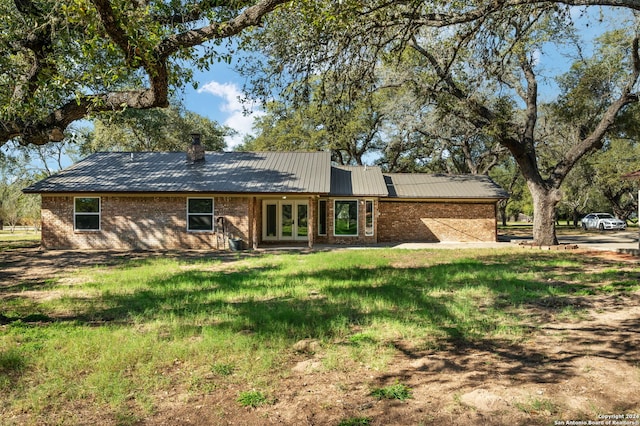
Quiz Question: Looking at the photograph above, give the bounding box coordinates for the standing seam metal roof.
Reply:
[23,151,509,201]
[330,165,388,196]
[23,151,332,194]
[383,173,509,199]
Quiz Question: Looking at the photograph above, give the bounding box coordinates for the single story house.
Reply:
[23,142,508,250]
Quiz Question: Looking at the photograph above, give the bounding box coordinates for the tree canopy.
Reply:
[239,2,640,245]
[4,0,640,149]
[0,0,289,147]
[80,106,230,154]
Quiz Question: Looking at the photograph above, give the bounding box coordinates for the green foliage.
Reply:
[0,348,26,391]
[240,2,640,244]
[240,78,385,165]
[82,105,231,154]
[514,397,559,415]
[370,383,413,401]
[211,362,235,376]
[0,152,42,231]
[338,417,372,426]
[237,390,268,408]
[1,0,283,146]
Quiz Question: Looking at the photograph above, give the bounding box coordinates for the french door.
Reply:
[263,200,309,241]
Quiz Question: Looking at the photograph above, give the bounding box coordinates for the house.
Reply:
[23,141,508,250]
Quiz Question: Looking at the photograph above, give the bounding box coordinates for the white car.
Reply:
[580,213,627,231]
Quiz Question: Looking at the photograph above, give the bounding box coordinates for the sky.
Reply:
[5,5,632,174]
[180,60,264,150]
[176,6,629,151]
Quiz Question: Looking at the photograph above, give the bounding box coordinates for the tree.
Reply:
[6,1,640,149]
[583,138,640,220]
[240,3,640,245]
[490,160,530,225]
[0,0,290,147]
[80,106,230,154]
[241,78,385,165]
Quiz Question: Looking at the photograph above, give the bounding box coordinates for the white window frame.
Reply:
[74,197,101,231]
[333,199,359,237]
[262,199,309,241]
[365,199,374,236]
[187,197,214,232]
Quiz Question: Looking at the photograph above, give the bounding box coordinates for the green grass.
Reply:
[338,417,372,426]
[370,383,413,401]
[514,397,559,415]
[1,248,638,423]
[237,390,268,408]
[0,231,40,252]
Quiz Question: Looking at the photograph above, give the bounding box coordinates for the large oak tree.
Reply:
[0,0,289,147]
[241,1,640,245]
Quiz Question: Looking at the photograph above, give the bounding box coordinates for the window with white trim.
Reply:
[365,199,374,236]
[74,197,101,231]
[187,198,214,231]
[334,200,358,236]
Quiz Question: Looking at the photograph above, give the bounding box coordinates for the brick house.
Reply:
[23,143,508,250]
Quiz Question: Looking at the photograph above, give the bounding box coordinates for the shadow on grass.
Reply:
[5,251,640,387]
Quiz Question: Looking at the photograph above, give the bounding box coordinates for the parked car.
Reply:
[580,213,627,231]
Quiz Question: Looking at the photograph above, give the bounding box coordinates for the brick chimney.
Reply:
[186,133,205,163]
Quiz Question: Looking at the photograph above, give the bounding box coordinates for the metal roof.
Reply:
[24,151,508,201]
[383,173,509,200]
[24,151,332,194]
[330,165,389,197]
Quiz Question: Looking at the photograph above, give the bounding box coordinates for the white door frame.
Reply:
[262,199,309,241]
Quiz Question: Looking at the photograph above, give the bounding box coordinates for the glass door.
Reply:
[296,203,308,239]
[281,203,294,238]
[262,200,308,241]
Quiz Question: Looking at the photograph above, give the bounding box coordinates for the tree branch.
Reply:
[552,34,640,183]
[156,0,289,58]
[2,89,160,146]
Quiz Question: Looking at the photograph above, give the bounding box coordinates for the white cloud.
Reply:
[197,81,263,149]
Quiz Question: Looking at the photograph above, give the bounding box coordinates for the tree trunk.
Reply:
[498,200,508,226]
[529,183,562,246]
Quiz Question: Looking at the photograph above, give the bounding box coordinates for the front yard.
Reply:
[1,242,639,425]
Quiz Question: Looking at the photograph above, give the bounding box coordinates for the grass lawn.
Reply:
[1,245,639,425]
[0,229,40,251]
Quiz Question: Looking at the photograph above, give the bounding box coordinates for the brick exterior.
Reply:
[41,195,251,250]
[314,198,378,245]
[377,201,497,243]
[40,195,498,249]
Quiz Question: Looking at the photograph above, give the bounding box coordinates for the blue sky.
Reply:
[180,60,264,150]
[177,6,631,151]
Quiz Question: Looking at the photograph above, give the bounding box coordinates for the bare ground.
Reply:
[2,244,640,425]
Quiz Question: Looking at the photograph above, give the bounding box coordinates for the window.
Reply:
[265,203,277,237]
[74,197,100,231]
[334,200,358,236]
[365,200,374,236]
[187,198,214,231]
[318,200,327,236]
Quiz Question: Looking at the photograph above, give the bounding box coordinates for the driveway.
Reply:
[388,230,640,254]
[557,230,640,253]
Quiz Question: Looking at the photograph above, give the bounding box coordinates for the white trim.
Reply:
[365,199,374,236]
[186,197,214,232]
[262,199,309,241]
[73,196,101,231]
[333,199,359,237]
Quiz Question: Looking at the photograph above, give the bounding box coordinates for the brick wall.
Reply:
[40,195,498,249]
[41,195,251,250]
[314,198,378,245]
[377,201,497,243]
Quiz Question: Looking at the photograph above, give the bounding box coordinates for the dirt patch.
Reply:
[2,245,640,425]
